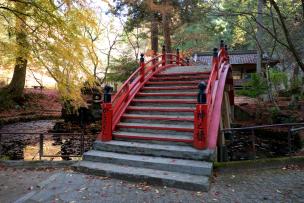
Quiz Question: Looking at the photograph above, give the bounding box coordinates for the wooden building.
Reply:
[193,50,279,88]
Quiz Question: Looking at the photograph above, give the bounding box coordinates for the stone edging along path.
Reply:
[1,156,303,170]
[0,160,77,169]
[0,114,61,127]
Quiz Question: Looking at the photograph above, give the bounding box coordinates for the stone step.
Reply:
[122,114,194,121]
[150,76,208,82]
[75,161,210,191]
[93,141,215,161]
[126,106,194,116]
[116,122,193,136]
[141,86,197,91]
[136,92,197,100]
[131,99,196,108]
[83,150,212,176]
[145,80,203,87]
[141,88,198,93]
[155,71,210,77]
[113,131,193,143]
[121,114,193,126]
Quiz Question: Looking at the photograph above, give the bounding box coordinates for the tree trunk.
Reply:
[162,0,172,53]
[269,0,304,72]
[256,0,264,74]
[151,13,159,53]
[1,2,29,99]
[302,0,304,19]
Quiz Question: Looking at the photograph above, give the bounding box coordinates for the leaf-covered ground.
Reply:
[0,89,61,124]
[1,164,303,203]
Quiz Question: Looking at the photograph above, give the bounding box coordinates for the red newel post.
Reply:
[219,40,226,63]
[161,45,166,67]
[140,53,145,83]
[100,85,113,141]
[224,45,229,62]
[213,48,219,79]
[176,48,180,65]
[193,82,208,149]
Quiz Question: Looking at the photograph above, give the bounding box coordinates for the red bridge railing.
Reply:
[99,46,189,141]
[194,40,234,149]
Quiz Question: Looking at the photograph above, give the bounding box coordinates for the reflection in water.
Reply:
[0,120,83,161]
[23,140,82,161]
[23,140,61,161]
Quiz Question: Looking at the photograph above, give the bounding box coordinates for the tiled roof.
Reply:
[193,50,279,65]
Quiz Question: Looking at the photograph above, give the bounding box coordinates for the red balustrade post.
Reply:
[212,48,219,79]
[99,85,113,141]
[176,48,180,65]
[193,82,208,149]
[219,40,226,65]
[161,45,166,67]
[140,53,145,83]
[225,45,229,63]
[152,50,157,72]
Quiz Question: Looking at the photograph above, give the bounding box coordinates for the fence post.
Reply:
[39,133,43,160]
[176,48,180,65]
[288,127,292,157]
[99,85,113,141]
[140,53,145,83]
[250,129,256,160]
[162,45,166,67]
[80,132,84,156]
[0,133,2,156]
[193,81,208,149]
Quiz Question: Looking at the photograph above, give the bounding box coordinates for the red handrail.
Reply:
[108,53,189,132]
[193,45,233,149]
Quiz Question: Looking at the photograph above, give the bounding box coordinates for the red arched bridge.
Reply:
[76,40,235,191]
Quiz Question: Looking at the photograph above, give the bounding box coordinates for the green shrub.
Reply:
[237,73,268,98]
[107,56,138,83]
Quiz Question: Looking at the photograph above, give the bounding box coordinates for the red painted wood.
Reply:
[193,104,208,149]
[132,99,196,104]
[122,115,194,121]
[99,103,113,141]
[127,106,194,112]
[116,123,194,132]
[208,63,232,149]
[113,133,193,143]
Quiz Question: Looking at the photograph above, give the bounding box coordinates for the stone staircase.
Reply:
[75,66,215,191]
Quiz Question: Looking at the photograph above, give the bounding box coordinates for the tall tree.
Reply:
[3,2,29,99]
[256,0,264,73]
[151,13,159,53]
[162,0,172,52]
[0,0,98,106]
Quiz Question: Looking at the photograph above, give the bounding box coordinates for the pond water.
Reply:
[0,120,85,161]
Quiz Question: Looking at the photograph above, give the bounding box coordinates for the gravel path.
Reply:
[2,165,302,203]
